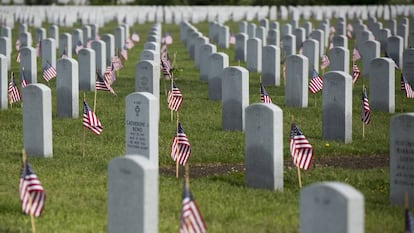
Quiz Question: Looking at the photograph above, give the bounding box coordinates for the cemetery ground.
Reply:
[0,19,411,232]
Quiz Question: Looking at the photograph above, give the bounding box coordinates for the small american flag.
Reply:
[125,38,134,49]
[406,209,414,233]
[308,69,323,94]
[75,40,83,55]
[361,87,371,125]
[401,74,414,98]
[42,62,57,82]
[180,181,207,233]
[111,56,123,71]
[352,64,361,84]
[35,41,41,57]
[290,123,313,170]
[86,39,93,48]
[83,101,103,135]
[21,69,27,88]
[229,34,236,45]
[171,122,191,165]
[161,44,168,60]
[96,72,116,95]
[161,57,172,79]
[168,82,183,112]
[19,160,46,217]
[8,74,21,103]
[131,32,140,42]
[321,54,330,70]
[104,63,116,85]
[352,47,361,62]
[260,83,272,103]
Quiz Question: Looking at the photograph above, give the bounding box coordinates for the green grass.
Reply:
[0,19,410,232]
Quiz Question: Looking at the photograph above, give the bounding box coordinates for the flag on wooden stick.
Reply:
[168,82,183,112]
[180,181,207,233]
[260,83,272,103]
[361,87,371,125]
[19,159,46,217]
[83,101,103,135]
[289,123,313,170]
[308,69,323,94]
[8,73,21,103]
[171,122,191,166]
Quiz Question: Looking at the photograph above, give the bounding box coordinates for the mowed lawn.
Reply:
[0,18,411,232]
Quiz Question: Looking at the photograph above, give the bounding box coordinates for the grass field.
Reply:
[0,18,411,232]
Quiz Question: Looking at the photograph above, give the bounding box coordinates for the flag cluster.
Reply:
[96,72,116,95]
[171,122,191,166]
[180,182,207,233]
[83,101,103,135]
[308,69,323,94]
[19,161,46,217]
[8,74,21,103]
[289,123,313,170]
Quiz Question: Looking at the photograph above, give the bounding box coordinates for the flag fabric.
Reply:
[229,34,236,44]
[180,181,207,233]
[131,32,140,42]
[83,101,103,135]
[35,41,41,57]
[346,23,353,39]
[321,54,330,69]
[60,48,68,59]
[161,57,172,79]
[21,70,27,88]
[401,74,414,98]
[16,51,20,63]
[282,62,286,80]
[75,40,83,54]
[162,32,173,45]
[352,47,361,62]
[308,69,323,94]
[260,83,272,103]
[120,45,128,61]
[15,39,20,51]
[8,74,21,103]
[96,72,116,95]
[289,123,313,170]
[86,39,93,48]
[168,82,183,112]
[406,209,414,233]
[125,38,134,49]
[361,87,371,125]
[111,56,123,71]
[161,43,168,60]
[352,64,361,84]
[19,160,46,217]
[104,63,116,85]
[42,62,57,82]
[171,122,191,165]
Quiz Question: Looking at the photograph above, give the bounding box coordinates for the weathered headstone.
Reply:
[78,48,96,91]
[403,49,414,86]
[0,37,11,69]
[82,25,91,45]
[281,24,292,38]
[135,60,160,101]
[0,55,7,109]
[19,32,32,48]
[282,34,296,57]
[35,27,46,43]
[114,26,125,53]
[140,50,156,62]
[256,26,267,46]
[200,43,216,82]
[194,36,209,69]
[48,24,59,48]
[322,71,352,143]
[107,156,158,233]
[56,58,79,118]
[390,113,414,207]
[101,34,115,66]
[246,38,262,72]
[247,23,256,39]
[125,92,158,165]
[285,54,308,107]
[329,47,350,74]
[20,47,37,84]
[235,33,247,62]
[22,84,52,157]
[378,28,391,53]
[262,45,280,86]
[303,39,320,78]
[360,40,380,77]
[332,35,348,49]
[222,66,249,131]
[72,29,83,54]
[218,25,230,49]
[59,33,72,58]
[397,23,408,49]
[294,27,306,52]
[245,103,283,191]
[267,29,279,47]
[91,40,106,76]
[369,58,395,113]
[300,182,364,233]
[239,21,247,34]
[386,35,403,69]
[41,38,56,69]
[208,52,229,100]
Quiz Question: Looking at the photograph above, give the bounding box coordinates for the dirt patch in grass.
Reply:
[159,155,389,178]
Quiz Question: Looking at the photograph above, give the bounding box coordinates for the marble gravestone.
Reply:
[208,52,229,100]
[22,84,53,157]
[369,58,395,113]
[78,48,96,91]
[107,156,158,233]
[56,58,79,118]
[125,92,159,165]
[0,55,7,109]
[285,54,308,108]
[135,60,160,101]
[261,45,280,86]
[245,103,283,191]
[20,47,37,84]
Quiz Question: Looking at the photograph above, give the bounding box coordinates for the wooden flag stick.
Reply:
[22,149,36,233]
[82,93,86,157]
[93,74,98,113]
[291,115,303,188]
[176,112,180,178]
[405,192,409,209]
[170,76,174,122]
[362,84,365,139]
[185,163,190,190]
